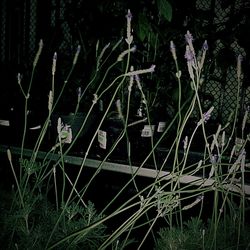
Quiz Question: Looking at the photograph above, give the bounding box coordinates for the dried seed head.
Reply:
[125,65,156,76]
[117,46,136,61]
[242,109,248,133]
[33,39,43,67]
[241,149,246,173]
[128,66,134,92]
[125,9,133,45]
[183,136,188,151]
[48,90,53,112]
[237,54,243,80]
[7,149,12,163]
[170,40,177,60]
[57,117,62,135]
[52,52,57,75]
[17,73,22,85]
[116,99,123,119]
[73,45,81,65]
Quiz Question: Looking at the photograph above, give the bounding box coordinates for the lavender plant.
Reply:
[152,33,250,250]
[1,8,250,250]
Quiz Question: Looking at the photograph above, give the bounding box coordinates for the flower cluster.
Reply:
[125,9,133,45]
[33,39,43,67]
[52,52,57,76]
[73,45,81,65]
[197,106,214,126]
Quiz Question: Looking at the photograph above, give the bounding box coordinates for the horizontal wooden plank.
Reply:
[0,144,249,196]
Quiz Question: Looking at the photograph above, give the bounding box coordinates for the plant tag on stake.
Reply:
[98,130,107,149]
[61,125,72,144]
[141,125,155,137]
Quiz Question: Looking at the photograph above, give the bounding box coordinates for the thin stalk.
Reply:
[53,166,59,211]
[137,213,160,250]
[7,149,29,234]
[46,46,132,248]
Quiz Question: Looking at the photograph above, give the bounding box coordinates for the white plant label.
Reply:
[141,125,155,137]
[157,122,166,132]
[98,130,107,149]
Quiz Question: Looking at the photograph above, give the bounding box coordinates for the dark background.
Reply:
[1,0,250,147]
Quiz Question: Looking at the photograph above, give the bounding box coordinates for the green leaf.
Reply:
[137,13,152,42]
[157,0,172,22]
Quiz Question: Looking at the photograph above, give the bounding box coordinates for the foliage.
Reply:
[0,187,107,250]
[155,217,204,250]
[155,215,250,250]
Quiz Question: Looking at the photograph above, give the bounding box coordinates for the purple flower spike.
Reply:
[185,30,193,44]
[126,9,132,21]
[202,40,208,51]
[203,112,211,122]
[185,46,194,62]
[150,64,156,72]
[197,106,214,126]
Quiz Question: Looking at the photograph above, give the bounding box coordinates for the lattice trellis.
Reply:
[0,0,7,63]
[196,0,249,125]
[29,0,37,63]
[58,0,74,55]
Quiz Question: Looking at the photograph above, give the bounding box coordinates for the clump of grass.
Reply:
[154,215,250,250]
